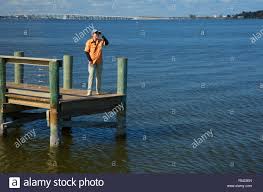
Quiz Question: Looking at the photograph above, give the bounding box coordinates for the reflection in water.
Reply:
[47,147,59,173]
[0,126,26,172]
[0,123,129,173]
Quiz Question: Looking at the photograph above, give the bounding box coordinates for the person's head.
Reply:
[91,29,101,40]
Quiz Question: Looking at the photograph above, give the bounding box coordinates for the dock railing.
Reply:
[0,53,62,144]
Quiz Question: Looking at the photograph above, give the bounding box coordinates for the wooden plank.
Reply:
[8,98,50,109]
[60,93,124,102]
[7,82,122,99]
[0,55,62,67]
[61,121,117,128]
[7,82,49,92]
[7,83,124,99]
[8,88,50,98]
[6,93,50,103]
[61,96,123,117]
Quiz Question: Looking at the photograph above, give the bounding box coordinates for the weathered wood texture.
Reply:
[0,58,6,135]
[49,60,60,147]
[63,55,73,89]
[62,55,73,130]
[0,55,62,67]
[61,95,123,117]
[116,57,128,138]
[14,51,24,84]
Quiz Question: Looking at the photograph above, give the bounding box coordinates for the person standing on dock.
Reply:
[84,29,109,96]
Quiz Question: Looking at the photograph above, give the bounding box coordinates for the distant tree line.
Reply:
[233,10,263,19]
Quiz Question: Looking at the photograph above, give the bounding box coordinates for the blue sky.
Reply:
[0,0,263,16]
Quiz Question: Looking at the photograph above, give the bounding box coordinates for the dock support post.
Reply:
[62,55,73,133]
[0,58,6,136]
[116,57,128,139]
[49,60,60,147]
[14,51,24,84]
[63,55,73,89]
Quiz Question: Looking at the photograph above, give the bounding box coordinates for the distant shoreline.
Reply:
[0,15,256,21]
[0,10,263,21]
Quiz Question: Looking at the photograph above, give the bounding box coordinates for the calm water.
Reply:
[0,19,263,173]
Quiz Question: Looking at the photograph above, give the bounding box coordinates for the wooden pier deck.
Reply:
[0,52,128,147]
[6,82,124,115]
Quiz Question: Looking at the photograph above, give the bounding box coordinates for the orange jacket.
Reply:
[84,38,106,64]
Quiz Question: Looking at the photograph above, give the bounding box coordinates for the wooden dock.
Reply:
[0,52,128,147]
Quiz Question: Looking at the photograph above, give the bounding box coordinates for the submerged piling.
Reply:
[116,57,128,138]
[62,55,73,133]
[14,51,24,84]
[49,60,60,147]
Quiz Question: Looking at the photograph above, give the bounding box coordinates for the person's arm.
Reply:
[102,35,109,46]
[85,51,92,62]
[84,40,93,63]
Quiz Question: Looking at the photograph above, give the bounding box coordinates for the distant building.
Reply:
[237,16,244,19]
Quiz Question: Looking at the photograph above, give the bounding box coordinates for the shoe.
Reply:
[96,91,100,95]
[87,90,92,96]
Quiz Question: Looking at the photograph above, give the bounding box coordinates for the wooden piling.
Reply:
[14,51,24,84]
[0,58,6,136]
[49,60,60,147]
[63,55,73,89]
[62,55,73,133]
[116,57,128,138]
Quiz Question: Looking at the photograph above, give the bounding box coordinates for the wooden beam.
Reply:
[7,82,50,92]
[8,88,50,98]
[8,98,50,109]
[5,93,50,103]
[61,96,123,117]
[0,55,62,67]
